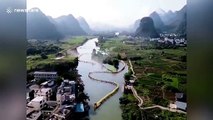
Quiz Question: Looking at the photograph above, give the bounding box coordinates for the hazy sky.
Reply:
[27,0,186,28]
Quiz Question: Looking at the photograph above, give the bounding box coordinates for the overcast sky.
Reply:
[27,0,186,28]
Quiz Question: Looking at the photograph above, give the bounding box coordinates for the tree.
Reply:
[124,72,132,81]
[56,77,63,85]
[113,59,119,69]
[27,73,34,83]
[40,52,48,59]
[92,49,96,55]
[29,90,35,100]
[117,54,121,60]
[73,57,79,67]
[36,78,46,85]
[76,92,89,103]
[119,97,130,105]
[143,88,150,96]
[180,55,187,62]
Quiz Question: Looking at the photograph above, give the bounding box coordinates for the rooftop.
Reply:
[75,103,84,112]
[129,80,135,83]
[34,71,57,75]
[29,84,40,91]
[63,80,75,84]
[41,81,49,86]
[31,96,45,102]
[175,101,187,110]
[40,88,51,93]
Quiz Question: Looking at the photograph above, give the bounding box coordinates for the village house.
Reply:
[34,71,58,81]
[56,80,76,105]
[35,88,52,101]
[27,96,46,111]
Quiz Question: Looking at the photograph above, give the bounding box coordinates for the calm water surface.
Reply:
[76,38,128,120]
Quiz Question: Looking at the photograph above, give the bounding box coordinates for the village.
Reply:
[26,71,90,120]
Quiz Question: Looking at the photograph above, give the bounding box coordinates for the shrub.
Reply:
[40,53,48,59]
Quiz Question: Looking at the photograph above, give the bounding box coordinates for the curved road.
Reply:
[128,59,186,114]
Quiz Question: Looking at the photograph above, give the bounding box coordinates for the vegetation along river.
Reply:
[76,38,128,120]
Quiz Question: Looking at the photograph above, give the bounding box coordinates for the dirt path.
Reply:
[128,59,186,114]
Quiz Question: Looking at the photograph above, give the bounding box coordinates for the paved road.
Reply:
[128,60,186,114]
[142,105,186,114]
[131,86,143,107]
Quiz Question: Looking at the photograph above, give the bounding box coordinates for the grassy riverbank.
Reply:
[103,64,117,72]
[60,36,91,50]
[27,36,93,82]
[27,36,91,70]
[99,36,187,119]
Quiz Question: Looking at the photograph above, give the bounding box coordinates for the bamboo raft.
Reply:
[88,72,119,110]
[78,53,126,110]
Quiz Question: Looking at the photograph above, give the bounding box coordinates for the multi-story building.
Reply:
[27,96,46,110]
[34,71,58,81]
[56,80,76,104]
[35,88,52,101]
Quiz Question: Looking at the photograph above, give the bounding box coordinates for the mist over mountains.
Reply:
[27,5,186,40]
[27,8,63,40]
[77,17,92,34]
[27,8,90,40]
[54,15,86,36]
[149,11,165,32]
[133,5,186,35]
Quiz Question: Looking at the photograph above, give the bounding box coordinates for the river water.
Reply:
[76,38,128,120]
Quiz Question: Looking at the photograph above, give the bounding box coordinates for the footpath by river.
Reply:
[76,38,128,120]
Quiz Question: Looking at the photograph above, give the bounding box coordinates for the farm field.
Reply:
[99,36,187,119]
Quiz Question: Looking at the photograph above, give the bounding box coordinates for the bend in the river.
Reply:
[76,38,128,120]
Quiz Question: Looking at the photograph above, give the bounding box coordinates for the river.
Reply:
[76,38,128,120]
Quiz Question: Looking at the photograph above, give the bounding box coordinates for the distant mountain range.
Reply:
[27,8,91,40]
[27,8,63,40]
[54,14,86,36]
[27,6,186,40]
[133,5,186,35]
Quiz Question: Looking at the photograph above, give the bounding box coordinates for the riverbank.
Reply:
[62,36,96,57]
[26,36,94,119]
[27,36,95,87]
[76,38,128,120]
[27,36,92,71]
[98,36,187,119]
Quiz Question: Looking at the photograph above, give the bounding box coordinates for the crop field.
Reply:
[100,36,187,106]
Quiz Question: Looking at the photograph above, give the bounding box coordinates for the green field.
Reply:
[100,36,187,119]
[27,36,90,71]
[162,74,179,89]
[103,64,117,72]
[27,54,75,70]
[60,36,88,50]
